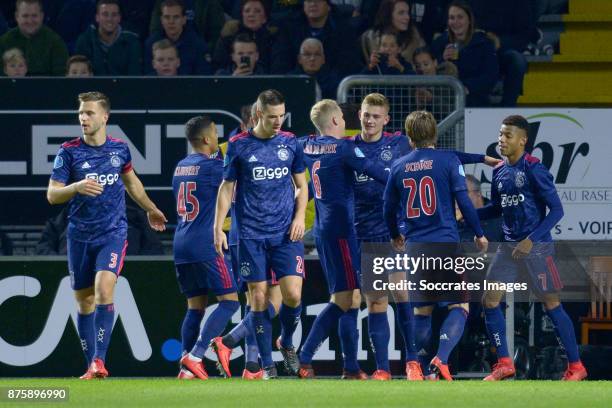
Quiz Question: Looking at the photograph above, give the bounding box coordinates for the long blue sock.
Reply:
[414,314,432,370]
[250,310,273,368]
[77,311,95,365]
[437,308,467,364]
[300,303,344,365]
[280,303,302,348]
[396,302,417,361]
[339,308,360,372]
[224,312,251,348]
[546,305,580,363]
[181,309,204,354]
[484,306,509,358]
[93,304,115,361]
[191,300,240,358]
[368,311,390,371]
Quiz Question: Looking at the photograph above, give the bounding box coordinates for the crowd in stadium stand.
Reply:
[0,0,566,106]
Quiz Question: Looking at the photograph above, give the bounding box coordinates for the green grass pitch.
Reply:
[1,378,611,408]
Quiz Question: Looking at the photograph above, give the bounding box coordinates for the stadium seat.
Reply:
[579,256,612,344]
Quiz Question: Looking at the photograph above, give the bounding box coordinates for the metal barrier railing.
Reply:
[337,75,466,150]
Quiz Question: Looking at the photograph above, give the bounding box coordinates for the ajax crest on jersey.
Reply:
[380,149,393,161]
[515,171,526,188]
[110,155,122,168]
[53,155,63,169]
[277,148,290,161]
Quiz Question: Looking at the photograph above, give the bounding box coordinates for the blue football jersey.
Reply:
[50,136,132,243]
[301,135,388,238]
[223,130,305,239]
[172,152,223,263]
[353,132,411,239]
[384,148,467,242]
[490,153,559,242]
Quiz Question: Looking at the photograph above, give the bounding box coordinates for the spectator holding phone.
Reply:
[361,31,414,75]
[215,33,267,75]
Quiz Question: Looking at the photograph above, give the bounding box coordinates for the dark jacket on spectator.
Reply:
[0,25,68,76]
[0,10,8,37]
[271,12,360,76]
[289,64,340,99]
[36,205,164,256]
[215,62,267,76]
[149,0,225,51]
[360,55,415,76]
[431,30,499,107]
[469,0,532,52]
[0,230,13,255]
[212,19,278,72]
[75,25,142,75]
[144,28,212,75]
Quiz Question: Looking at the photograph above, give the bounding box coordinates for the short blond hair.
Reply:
[361,93,390,112]
[2,48,26,67]
[152,39,178,57]
[310,99,341,134]
[405,110,437,147]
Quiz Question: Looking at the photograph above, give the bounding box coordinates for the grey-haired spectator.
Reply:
[0,0,68,76]
[144,0,212,75]
[75,0,142,75]
[290,37,340,99]
[66,54,93,77]
[271,0,360,75]
[151,38,180,76]
[215,33,266,76]
[150,0,224,51]
[361,0,426,66]
[213,0,278,72]
[3,47,27,77]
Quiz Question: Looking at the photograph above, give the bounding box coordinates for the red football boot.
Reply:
[179,354,209,380]
[429,356,453,381]
[406,361,424,381]
[341,369,368,380]
[79,368,95,380]
[370,370,392,380]
[298,364,315,379]
[89,358,109,379]
[209,337,232,378]
[242,369,264,380]
[484,357,516,381]
[562,362,588,381]
[177,368,195,379]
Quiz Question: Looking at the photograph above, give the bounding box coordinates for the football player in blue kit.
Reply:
[297,100,388,379]
[354,93,499,380]
[478,115,588,381]
[214,89,308,379]
[383,110,488,381]
[47,92,167,379]
[173,116,240,380]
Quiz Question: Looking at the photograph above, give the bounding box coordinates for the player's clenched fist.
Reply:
[74,178,103,197]
[214,228,228,256]
[474,235,488,253]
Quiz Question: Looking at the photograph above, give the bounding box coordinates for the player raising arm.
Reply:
[47,92,166,379]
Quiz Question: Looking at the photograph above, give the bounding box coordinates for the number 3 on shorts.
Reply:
[109,253,118,269]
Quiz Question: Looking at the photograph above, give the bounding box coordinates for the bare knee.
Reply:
[366,295,388,313]
[331,291,353,312]
[350,290,361,309]
[249,284,268,310]
[74,288,95,314]
[482,290,504,309]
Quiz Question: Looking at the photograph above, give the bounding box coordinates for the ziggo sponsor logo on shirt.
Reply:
[86,173,120,185]
[500,193,525,208]
[252,166,289,181]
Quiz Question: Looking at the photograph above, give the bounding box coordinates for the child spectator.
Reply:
[361,0,425,66]
[412,46,459,119]
[361,30,414,75]
[66,54,93,77]
[2,47,28,77]
[151,38,180,76]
